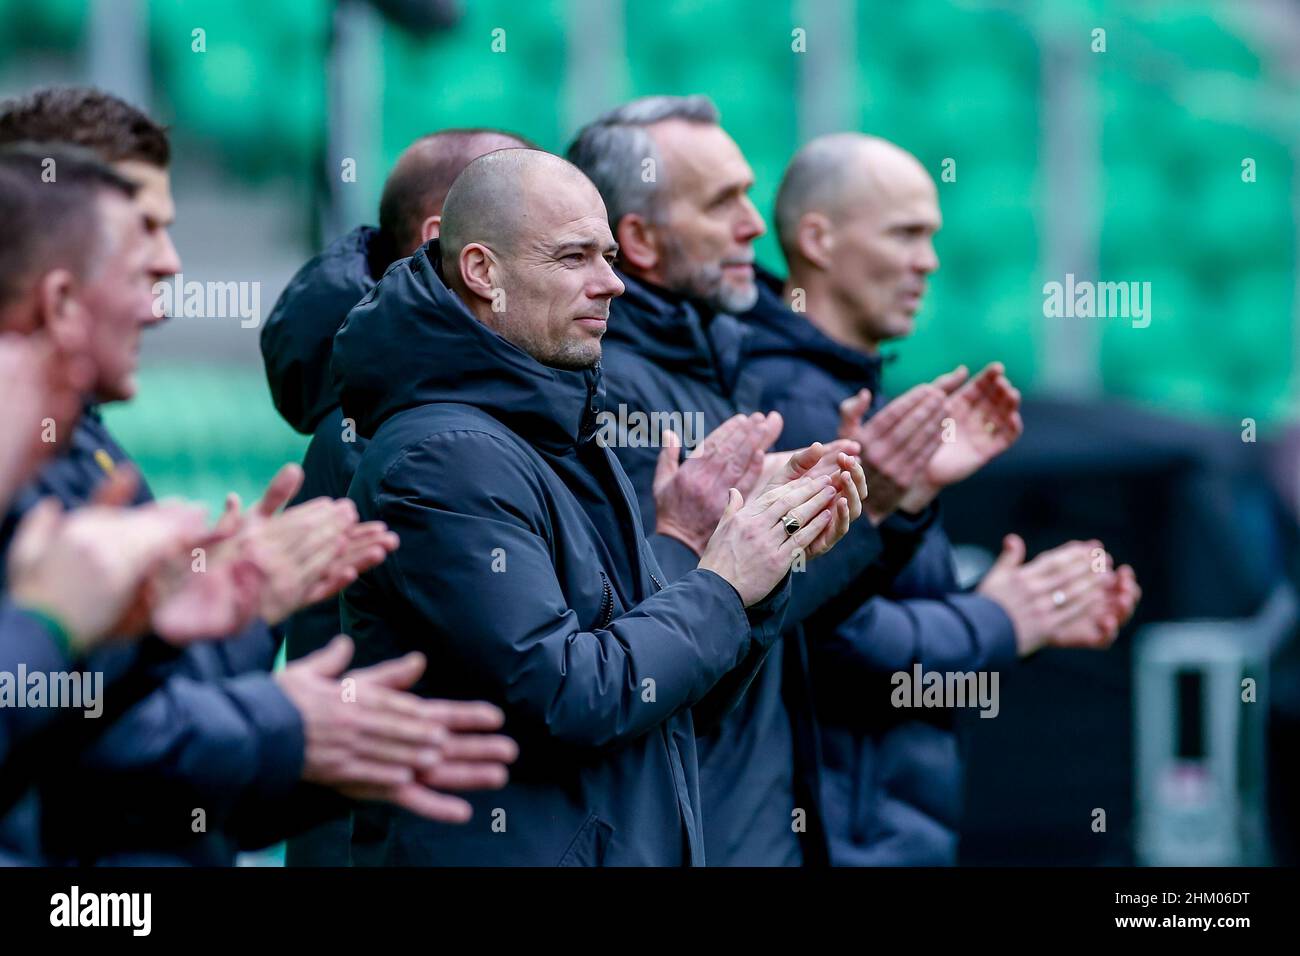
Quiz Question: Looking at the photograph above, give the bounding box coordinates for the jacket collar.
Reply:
[333,240,602,451]
[743,265,888,396]
[605,269,726,385]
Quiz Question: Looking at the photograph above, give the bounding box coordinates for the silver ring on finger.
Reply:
[1052,589,1067,608]
[782,512,801,536]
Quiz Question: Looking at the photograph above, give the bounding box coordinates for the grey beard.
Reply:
[710,278,759,315]
[661,245,757,315]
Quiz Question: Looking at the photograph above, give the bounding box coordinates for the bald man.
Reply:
[332,149,861,865]
[740,132,1141,864]
[260,128,531,865]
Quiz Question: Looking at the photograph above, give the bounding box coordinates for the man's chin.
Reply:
[93,376,137,405]
[713,278,758,315]
[545,341,603,371]
[883,316,916,342]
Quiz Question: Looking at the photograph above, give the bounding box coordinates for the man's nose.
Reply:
[916,240,939,275]
[736,196,766,243]
[591,257,625,299]
[151,231,182,282]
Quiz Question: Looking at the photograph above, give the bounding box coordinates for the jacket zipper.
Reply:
[597,571,614,628]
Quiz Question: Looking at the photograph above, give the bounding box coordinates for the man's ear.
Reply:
[458,242,499,303]
[615,213,661,274]
[35,270,90,353]
[419,214,441,246]
[796,212,835,271]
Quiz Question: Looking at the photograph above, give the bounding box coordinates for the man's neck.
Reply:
[447,277,503,335]
[783,274,879,356]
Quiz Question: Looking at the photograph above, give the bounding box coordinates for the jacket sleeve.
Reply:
[782,511,885,626]
[357,431,770,751]
[70,670,306,828]
[690,573,791,734]
[820,593,1018,676]
[817,522,1019,675]
[0,600,75,767]
[20,666,307,862]
[783,503,935,629]
[57,616,301,844]
[649,532,702,582]
[0,606,295,820]
[210,619,283,675]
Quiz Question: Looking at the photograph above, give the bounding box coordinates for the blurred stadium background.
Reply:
[2,0,1297,866]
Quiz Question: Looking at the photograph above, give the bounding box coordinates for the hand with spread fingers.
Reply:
[6,495,213,654]
[752,442,868,562]
[752,437,862,493]
[275,636,517,823]
[698,475,833,605]
[146,536,267,644]
[652,411,782,555]
[698,460,861,606]
[42,467,271,645]
[977,535,1141,656]
[898,362,1024,513]
[838,382,948,524]
[409,700,521,822]
[213,463,400,625]
[807,459,866,560]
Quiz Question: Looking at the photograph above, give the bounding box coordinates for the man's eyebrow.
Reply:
[705,175,753,207]
[550,238,619,256]
[889,216,940,231]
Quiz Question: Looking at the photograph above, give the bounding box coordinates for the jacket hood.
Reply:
[605,269,726,383]
[332,240,601,448]
[741,265,885,396]
[261,225,395,433]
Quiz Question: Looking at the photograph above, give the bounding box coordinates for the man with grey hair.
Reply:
[334,147,865,865]
[568,97,958,865]
[741,131,1141,864]
[567,96,761,313]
